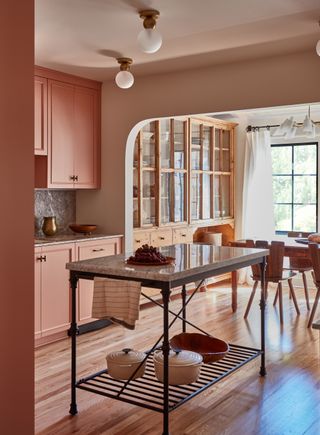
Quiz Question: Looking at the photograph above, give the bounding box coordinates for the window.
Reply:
[271,142,318,233]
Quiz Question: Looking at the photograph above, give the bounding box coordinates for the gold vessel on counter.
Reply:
[42,216,57,236]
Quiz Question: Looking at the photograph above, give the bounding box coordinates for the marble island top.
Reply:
[66,243,269,284]
[35,233,123,247]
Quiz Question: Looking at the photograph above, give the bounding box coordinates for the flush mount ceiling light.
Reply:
[138,9,162,54]
[115,57,134,89]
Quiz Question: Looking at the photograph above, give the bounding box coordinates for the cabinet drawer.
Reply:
[133,231,151,250]
[172,227,194,244]
[151,229,172,247]
[78,238,121,260]
[76,237,122,324]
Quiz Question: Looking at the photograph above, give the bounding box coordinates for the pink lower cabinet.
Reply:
[34,247,42,339]
[76,237,122,323]
[35,243,75,343]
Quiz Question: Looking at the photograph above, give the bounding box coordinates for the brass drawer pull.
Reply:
[92,248,105,252]
[181,234,186,237]
[160,237,165,240]
[135,239,141,243]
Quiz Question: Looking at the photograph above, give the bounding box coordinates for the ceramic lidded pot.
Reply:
[153,349,203,385]
[106,348,146,380]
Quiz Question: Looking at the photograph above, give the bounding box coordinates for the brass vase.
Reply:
[42,216,57,236]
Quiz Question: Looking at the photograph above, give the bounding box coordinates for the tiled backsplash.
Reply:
[35,190,76,235]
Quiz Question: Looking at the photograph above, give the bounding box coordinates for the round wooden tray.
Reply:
[126,256,175,266]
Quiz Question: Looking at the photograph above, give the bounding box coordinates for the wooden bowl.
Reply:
[69,224,97,234]
[170,333,229,364]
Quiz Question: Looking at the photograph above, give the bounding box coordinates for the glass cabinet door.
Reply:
[173,120,185,169]
[191,123,201,170]
[190,121,214,222]
[141,122,156,168]
[202,173,212,219]
[222,130,231,172]
[214,175,221,218]
[221,175,231,217]
[191,173,201,220]
[203,126,212,171]
[174,172,185,222]
[160,119,170,168]
[159,118,187,224]
[142,170,156,225]
[160,172,172,224]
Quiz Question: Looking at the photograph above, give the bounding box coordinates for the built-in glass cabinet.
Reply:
[133,116,236,231]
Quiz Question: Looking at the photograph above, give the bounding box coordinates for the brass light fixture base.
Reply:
[116,57,133,71]
[139,9,160,29]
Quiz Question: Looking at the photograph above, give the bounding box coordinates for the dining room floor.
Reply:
[35,281,320,435]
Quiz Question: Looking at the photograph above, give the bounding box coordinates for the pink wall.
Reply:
[77,50,320,246]
[0,1,34,433]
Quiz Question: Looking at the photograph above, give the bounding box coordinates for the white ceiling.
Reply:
[35,0,320,81]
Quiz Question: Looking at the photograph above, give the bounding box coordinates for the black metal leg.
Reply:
[181,285,187,333]
[69,272,79,415]
[161,283,171,435]
[259,258,267,377]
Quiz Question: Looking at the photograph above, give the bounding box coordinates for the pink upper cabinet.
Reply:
[35,66,101,189]
[48,80,74,187]
[34,76,48,155]
[73,87,99,188]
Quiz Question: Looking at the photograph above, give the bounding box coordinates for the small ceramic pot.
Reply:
[106,348,146,380]
[153,349,202,385]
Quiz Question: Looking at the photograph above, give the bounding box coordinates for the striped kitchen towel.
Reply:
[92,278,141,330]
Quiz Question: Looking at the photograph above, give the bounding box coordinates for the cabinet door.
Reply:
[34,76,48,155]
[48,80,74,187]
[41,243,75,336]
[34,248,42,339]
[74,87,99,188]
[77,238,122,323]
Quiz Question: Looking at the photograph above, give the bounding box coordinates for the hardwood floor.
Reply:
[35,283,320,435]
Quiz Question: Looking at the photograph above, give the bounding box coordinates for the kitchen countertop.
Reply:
[66,244,268,283]
[35,233,123,247]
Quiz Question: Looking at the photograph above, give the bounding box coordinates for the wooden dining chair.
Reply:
[307,243,320,328]
[244,240,300,324]
[287,231,312,310]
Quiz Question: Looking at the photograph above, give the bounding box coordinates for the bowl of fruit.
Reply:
[126,244,175,266]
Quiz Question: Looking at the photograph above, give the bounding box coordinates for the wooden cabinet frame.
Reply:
[133,116,237,234]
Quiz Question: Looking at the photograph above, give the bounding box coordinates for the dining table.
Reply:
[229,235,311,313]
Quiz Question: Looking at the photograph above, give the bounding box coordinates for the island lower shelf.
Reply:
[76,343,260,413]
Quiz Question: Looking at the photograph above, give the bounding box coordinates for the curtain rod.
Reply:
[247,121,320,132]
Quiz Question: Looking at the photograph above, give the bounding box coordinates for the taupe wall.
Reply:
[77,50,320,248]
[0,1,34,433]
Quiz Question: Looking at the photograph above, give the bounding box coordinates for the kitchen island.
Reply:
[66,243,268,435]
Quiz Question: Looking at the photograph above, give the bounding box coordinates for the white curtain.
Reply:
[239,129,275,284]
[242,129,275,239]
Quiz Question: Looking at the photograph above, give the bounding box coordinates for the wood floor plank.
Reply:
[35,284,320,434]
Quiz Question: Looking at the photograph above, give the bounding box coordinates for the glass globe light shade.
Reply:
[316,39,320,56]
[115,70,134,89]
[137,28,162,53]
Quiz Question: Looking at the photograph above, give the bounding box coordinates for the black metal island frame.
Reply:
[66,243,268,435]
